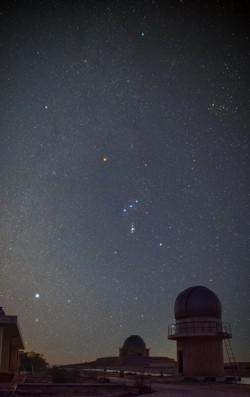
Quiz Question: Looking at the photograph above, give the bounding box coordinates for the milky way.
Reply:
[0,1,249,364]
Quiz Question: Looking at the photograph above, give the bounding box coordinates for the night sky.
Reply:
[0,0,250,365]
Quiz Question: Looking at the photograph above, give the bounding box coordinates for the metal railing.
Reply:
[168,321,232,339]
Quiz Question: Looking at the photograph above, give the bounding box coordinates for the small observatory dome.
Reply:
[122,335,146,350]
[119,334,149,360]
[174,285,222,320]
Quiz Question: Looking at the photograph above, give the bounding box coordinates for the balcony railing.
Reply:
[168,321,232,339]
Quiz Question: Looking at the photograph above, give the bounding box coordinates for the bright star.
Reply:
[103,157,108,162]
[35,293,40,299]
[130,223,135,234]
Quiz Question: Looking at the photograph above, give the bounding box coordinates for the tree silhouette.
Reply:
[20,351,48,371]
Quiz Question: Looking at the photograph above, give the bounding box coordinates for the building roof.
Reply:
[122,335,146,350]
[174,286,222,320]
[0,306,24,349]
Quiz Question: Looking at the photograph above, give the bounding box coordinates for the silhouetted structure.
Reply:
[168,286,231,378]
[119,335,149,360]
[65,334,175,372]
[0,307,24,380]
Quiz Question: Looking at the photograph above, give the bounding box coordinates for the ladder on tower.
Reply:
[223,339,240,380]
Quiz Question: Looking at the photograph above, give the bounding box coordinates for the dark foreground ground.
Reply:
[0,371,250,396]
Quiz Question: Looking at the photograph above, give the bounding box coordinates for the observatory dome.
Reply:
[174,286,222,320]
[122,335,146,350]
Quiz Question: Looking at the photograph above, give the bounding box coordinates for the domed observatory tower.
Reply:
[168,286,232,378]
[119,335,149,362]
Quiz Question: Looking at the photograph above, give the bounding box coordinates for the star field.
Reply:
[0,1,250,364]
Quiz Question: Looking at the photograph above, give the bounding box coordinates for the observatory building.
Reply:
[65,334,175,372]
[0,307,24,380]
[119,335,149,363]
[168,286,232,378]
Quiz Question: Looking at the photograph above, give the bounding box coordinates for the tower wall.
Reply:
[176,336,224,376]
[0,329,21,373]
[0,327,3,368]
[1,329,11,371]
